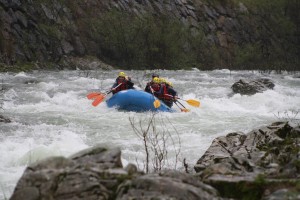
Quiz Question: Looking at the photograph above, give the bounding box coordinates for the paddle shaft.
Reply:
[176,100,188,109]
[164,94,184,104]
[174,101,182,110]
[149,86,161,108]
[109,83,123,94]
[149,85,155,95]
[102,82,123,98]
[164,94,200,107]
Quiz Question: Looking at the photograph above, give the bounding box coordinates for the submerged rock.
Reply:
[0,115,11,123]
[231,78,275,95]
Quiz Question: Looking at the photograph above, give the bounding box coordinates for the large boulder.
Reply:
[194,122,300,199]
[10,145,222,200]
[10,145,125,200]
[231,78,275,95]
[117,170,220,200]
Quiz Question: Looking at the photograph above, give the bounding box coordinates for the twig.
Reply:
[129,112,182,173]
[183,158,189,173]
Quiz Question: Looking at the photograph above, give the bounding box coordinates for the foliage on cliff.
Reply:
[82,0,299,71]
[231,0,299,71]
[0,0,299,71]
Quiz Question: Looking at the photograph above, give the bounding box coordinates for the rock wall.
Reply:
[0,0,299,70]
[0,0,76,65]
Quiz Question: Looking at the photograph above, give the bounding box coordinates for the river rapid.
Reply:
[1,69,299,199]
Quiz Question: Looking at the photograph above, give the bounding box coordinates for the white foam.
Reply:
[14,72,30,78]
[1,70,300,199]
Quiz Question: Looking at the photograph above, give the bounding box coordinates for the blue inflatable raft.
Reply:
[106,89,172,112]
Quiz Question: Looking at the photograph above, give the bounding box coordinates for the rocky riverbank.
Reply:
[10,121,300,200]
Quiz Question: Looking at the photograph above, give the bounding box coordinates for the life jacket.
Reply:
[150,82,160,92]
[114,78,129,93]
[159,83,173,101]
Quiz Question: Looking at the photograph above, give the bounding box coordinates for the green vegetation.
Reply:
[38,24,63,40]
[81,2,299,71]
[0,62,37,72]
[232,0,299,71]
[89,11,198,70]
[0,61,61,73]
[77,9,225,70]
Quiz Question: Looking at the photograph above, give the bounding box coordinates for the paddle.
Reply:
[87,92,102,100]
[89,83,122,107]
[164,94,200,108]
[149,86,161,108]
[183,99,200,107]
[174,101,190,112]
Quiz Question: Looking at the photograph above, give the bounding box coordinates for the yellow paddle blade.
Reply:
[186,99,200,107]
[153,99,161,108]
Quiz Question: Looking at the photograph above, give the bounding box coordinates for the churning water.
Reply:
[0,69,299,199]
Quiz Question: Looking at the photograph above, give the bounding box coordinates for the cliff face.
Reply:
[0,0,299,70]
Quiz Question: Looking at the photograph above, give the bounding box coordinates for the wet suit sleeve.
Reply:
[145,83,151,93]
[154,85,164,96]
[168,88,177,97]
[111,81,118,89]
[127,80,134,89]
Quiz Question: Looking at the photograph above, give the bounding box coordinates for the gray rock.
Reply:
[231,78,275,95]
[70,145,123,169]
[74,36,85,55]
[41,4,55,20]
[217,31,227,47]
[61,40,74,54]
[116,170,221,200]
[0,0,21,9]
[11,145,222,200]
[0,115,11,123]
[10,147,129,200]
[239,2,248,13]
[8,8,18,24]
[186,4,195,11]
[15,11,28,28]
[194,122,300,199]
[204,5,217,19]
[214,4,227,15]
[10,187,39,200]
[264,188,300,200]
[153,1,164,13]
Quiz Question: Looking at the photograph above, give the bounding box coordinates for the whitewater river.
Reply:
[0,69,299,199]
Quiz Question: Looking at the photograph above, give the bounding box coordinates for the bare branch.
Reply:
[129,112,182,173]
